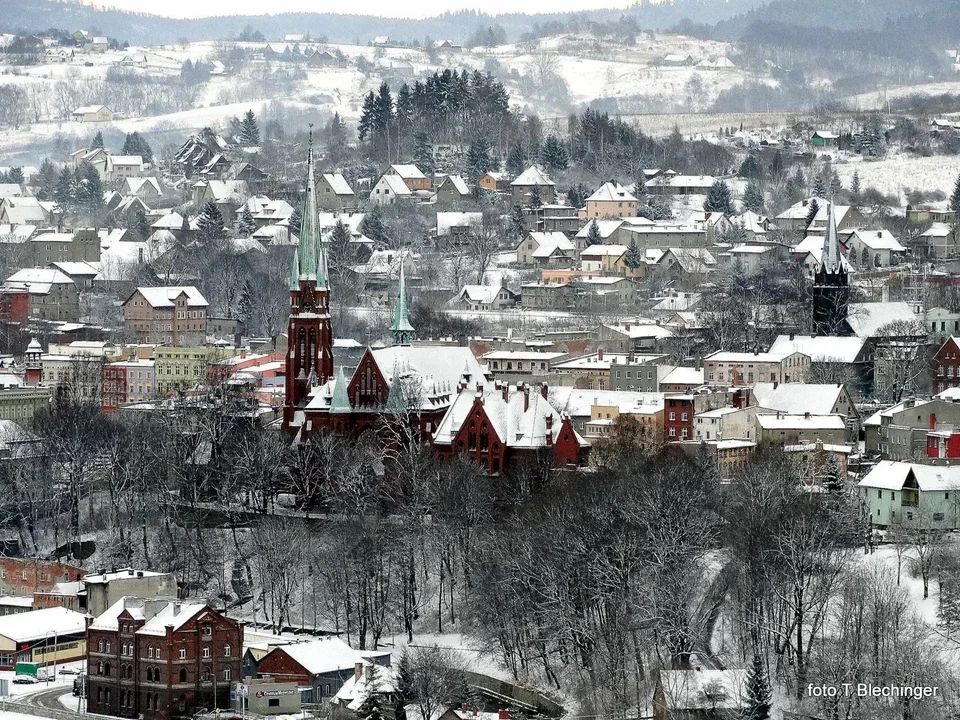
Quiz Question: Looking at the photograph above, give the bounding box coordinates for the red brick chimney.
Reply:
[597,348,604,361]
[540,382,548,399]
[545,414,554,446]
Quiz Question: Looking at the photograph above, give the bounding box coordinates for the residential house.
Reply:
[316,174,355,210]
[4,268,79,322]
[109,155,145,181]
[756,412,847,447]
[606,355,673,391]
[72,105,113,123]
[0,197,55,226]
[645,174,716,197]
[87,598,242,720]
[434,175,471,209]
[920,223,958,259]
[482,351,568,378]
[570,276,636,309]
[120,177,162,204]
[933,336,960,395]
[844,229,906,268]
[0,557,83,597]
[768,334,873,395]
[584,183,638,219]
[478,171,509,192]
[122,286,209,345]
[101,360,156,412]
[511,166,556,205]
[752,381,860,438]
[659,366,706,393]
[455,284,520,311]
[648,248,717,290]
[553,349,630,390]
[865,398,960,460]
[254,638,390,704]
[704,350,810,386]
[383,164,430,191]
[859,461,960,529]
[579,244,628,273]
[516,231,575,267]
[811,130,840,148]
[435,211,482,244]
[623,225,708,250]
[370,174,411,206]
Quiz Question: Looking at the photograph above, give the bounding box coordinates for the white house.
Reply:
[370,175,411,206]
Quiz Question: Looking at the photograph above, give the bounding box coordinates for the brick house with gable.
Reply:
[0,558,83,597]
[87,598,242,720]
[431,381,589,474]
[933,336,960,395]
[122,286,209,346]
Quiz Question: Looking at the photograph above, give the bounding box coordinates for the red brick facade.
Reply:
[933,336,960,396]
[663,396,694,442]
[87,604,242,720]
[0,558,83,597]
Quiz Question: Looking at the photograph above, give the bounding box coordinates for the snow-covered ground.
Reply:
[833,154,960,205]
[0,660,83,698]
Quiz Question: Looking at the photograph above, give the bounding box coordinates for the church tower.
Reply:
[391,254,415,346]
[283,129,334,431]
[812,203,851,336]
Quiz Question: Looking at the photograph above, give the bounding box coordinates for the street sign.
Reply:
[236,683,248,697]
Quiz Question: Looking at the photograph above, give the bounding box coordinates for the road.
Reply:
[13,683,72,711]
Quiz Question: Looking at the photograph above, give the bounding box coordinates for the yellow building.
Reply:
[0,383,51,424]
[154,347,227,396]
[585,397,664,444]
[0,607,88,669]
[583,183,638,219]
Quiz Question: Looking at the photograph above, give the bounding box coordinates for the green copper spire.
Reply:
[288,244,300,291]
[330,366,351,413]
[296,125,326,288]
[391,253,415,346]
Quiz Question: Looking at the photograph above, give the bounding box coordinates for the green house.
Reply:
[859,460,960,529]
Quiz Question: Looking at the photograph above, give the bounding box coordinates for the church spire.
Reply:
[391,252,415,346]
[292,125,327,288]
[819,202,845,274]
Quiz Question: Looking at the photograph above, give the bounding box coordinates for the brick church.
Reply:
[281,140,588,473]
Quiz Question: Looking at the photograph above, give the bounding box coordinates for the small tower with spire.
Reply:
[812,202,851,336]
[283,127,335,432]
[391,253,415,346]
[24,337,42,386]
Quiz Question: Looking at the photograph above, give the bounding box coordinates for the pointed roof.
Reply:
[391,255,415,344]
[818,203,848,274]
[293,128,327,288]
[330,366,351,413]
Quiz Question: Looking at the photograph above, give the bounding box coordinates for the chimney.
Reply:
[789,333,795,341]
[502,383,509,401]
[931,413,938,430]
[804,412,810,419]
[354,662,363,682]
[472,709,478,717]
[597,348,604,361]
[546,414,554,446]
[461,705,467,714]
[540,382,548,399]
[523,385,530,412]
[802,199,808,207]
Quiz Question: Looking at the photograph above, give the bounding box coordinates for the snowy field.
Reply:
[833,154,960,205]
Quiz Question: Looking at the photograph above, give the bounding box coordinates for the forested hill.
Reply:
[0,0,766,45]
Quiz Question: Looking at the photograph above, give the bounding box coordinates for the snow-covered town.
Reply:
[0,1,959,720]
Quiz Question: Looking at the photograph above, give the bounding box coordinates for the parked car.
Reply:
[59,667,80,675]
[13,675,39,684]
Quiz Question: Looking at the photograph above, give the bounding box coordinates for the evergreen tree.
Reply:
[80,163,104,207]
[237,206,257,236]
[805,198,821,228]
[529,184,542,209]
[7,167,24,185]
[510,203,527,240]
[363,206,389,245]
[567,183,589,209]
[239,109,261,146]
[121,132,153,164]
[325,112,349,166]
[851,171,862,206]
[739,155,760,179]
[413,132,436,178]
[54,166,75,207]
[36,160,57,201]
[785,166,806,204]
[743,653,771,720]
[91,131,104,149]
[703,180,734,215]
[466,135,494,183]
[540,134,568,171]
[196,202,226,244]
[358,91,376,142]
[356,684,385,720]
[812,173,827,199]
[830,169,843,197]
[506,140,526,176]
[288,206,303,234]
[633,175,646,201]
[623,240,644,268]
[586,220,602,247]
[951,172,960,219]
[742,181,764,213]
[131,208,150,241]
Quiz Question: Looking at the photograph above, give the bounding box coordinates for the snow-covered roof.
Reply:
[123,177,162,196]
[922,222,954,238]
[776,197,830,220]
[580,243,628,258]
[549,387,664,417]
[133,286,208,309]
[322,173,354,196]
[388,164,426,180]
[587,182,637,203]
[768,334,865,364]
[0,595,33,608]
[150,212,186,229]
[859,460,960,492]
[602,322,673,340]
[333,661,397,711]
[511,166,554,187]
[73,104,109,114]
[752,382,845,416]
[554,352,629,370]
[6,268,74,294]
[847,228,906,252]
[575,219,623,239]
[432,384,587,450]
[376,174,412,195]
[652,293,700,312]
[112,155,143,167]
[271,637,366,675]
[439,175,470,195]
[847,302,918,338]
[0,607,87,642]
[84,568,166,584]
[436,211,482,236]
[661,367,704,386]
[459,284,508,305]
[526,231,573,257]
[706,350,801,363]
